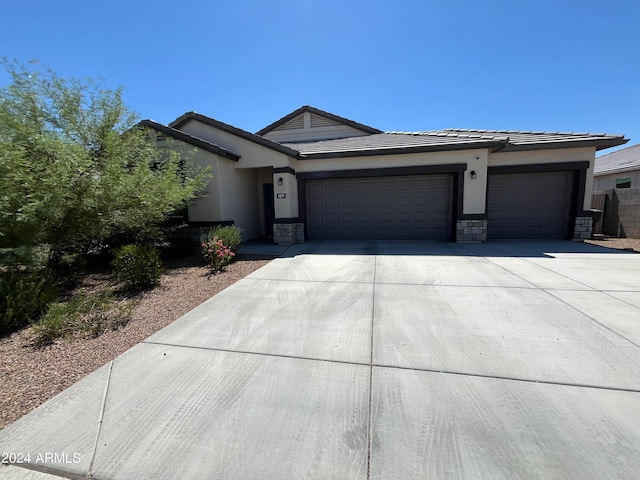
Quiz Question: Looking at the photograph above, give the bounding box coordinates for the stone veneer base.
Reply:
[273,223,305,245]
[456,219,487,243]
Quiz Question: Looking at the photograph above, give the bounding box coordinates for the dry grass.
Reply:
[0,254,272,430]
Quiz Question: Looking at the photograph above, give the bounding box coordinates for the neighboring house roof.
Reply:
[256,105,382,136]
[594,143,640,175]
[282,129,627,159]
[169,112,300,158]
[139,119,240,161]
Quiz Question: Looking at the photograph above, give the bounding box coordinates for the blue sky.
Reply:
[2,0,638,153]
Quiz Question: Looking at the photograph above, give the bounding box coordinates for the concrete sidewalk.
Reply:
[2,240,640,479]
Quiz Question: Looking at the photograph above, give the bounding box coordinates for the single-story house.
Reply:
[593,143,640,190]
[141,106,627,244]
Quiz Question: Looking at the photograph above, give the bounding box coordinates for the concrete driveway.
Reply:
[2,240,640,479]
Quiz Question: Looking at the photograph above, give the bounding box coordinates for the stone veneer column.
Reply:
[573,216,593,240]
[273,223,305,245]
[456,219,487,243]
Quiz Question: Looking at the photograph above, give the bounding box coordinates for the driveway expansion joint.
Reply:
[87,360,114,479]
[544,289,640,350]
[374,363,640,393]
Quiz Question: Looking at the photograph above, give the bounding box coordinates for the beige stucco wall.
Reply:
[489,147,596,211]
[178,120,291,169]
[156,141,223,223]
[273,172,298,218]
[217,160,260,240]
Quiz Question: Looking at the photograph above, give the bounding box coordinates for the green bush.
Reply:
[0,268,59,337]
[200,225,242,253]
[31,293,133,345]
[111,244,162,290]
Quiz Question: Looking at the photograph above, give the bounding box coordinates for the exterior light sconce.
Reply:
[278,177,283,185]
[470,171,477,179]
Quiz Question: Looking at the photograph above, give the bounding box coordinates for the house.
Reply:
[593,143,640,190]
[142,106,627,244]
[591,143,640,238]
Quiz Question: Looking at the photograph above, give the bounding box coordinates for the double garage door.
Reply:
[487,170,573,239]
[306,174,452,240]
[305,170,574,240]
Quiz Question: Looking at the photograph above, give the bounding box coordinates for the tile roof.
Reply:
[283,129,627,159]
[441,129,627,152]
[594,143,640,175]
[139,120,240,161]
[282,132,507,158]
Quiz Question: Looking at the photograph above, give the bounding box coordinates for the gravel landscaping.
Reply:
[0,254,272,430]
[585,237,640,253]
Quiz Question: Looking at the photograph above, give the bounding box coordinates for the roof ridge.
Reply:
[443,128,616,136]
[386,130,507,141]
[255,105,383,136]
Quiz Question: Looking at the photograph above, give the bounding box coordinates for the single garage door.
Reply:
[306,174,452,240]
[488,171,573,239]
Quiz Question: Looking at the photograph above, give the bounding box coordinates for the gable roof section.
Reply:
[594,143,640,175]
[256,105,383,136]
[139,119,240,161]
[170,112,300,158]
[442,128,627,152]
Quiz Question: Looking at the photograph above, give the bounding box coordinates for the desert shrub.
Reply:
[0,268,59,337]
[111,244,162,290]
[200,237,235,273]
[201,225,242,253]
[31,293,133,345]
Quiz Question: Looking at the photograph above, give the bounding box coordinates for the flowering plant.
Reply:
[201,237,235,273]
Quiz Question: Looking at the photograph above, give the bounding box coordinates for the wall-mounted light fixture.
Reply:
[278,177,283,185]
[470,171,477,179]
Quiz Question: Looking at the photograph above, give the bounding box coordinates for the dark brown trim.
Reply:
[256,105,382,136]
[297,164,467,241]
[297,164,467,181]
[273,167,296,175]
[169,112,300,158]
[500,138,628,152]
[139,120,241,161]
[273,218,302,224]
[578,209,600,218]
[488,161,590,175]
[458,213,488,221]
[299,141,504,159]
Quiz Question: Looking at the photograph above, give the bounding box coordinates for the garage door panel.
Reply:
[488,171,572,239]
[307,174,452,240]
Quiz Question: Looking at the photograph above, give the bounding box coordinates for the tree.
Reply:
[0,59,210,270]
